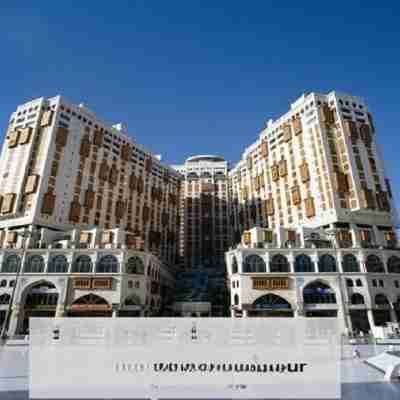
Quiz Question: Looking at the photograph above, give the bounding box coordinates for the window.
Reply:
[346,279,354,287]
[234,294,239,306]
[24,255,45,273]
[96,255,119,273]
[0,294,11,305]
[294,254,314,273]
[2,254,21,273]
[0,279,6,287]
[351,293,365,305]
[379,279,384,287]
[243,255,266,273]
[342,254,360,273]
[387,256,400,274]
[72,255,93,273]
[303,281,336,304]
[48,255,68,273]
[318,254,337,273]
[394,280,399,289]
[270,254,289,273]
[372,279,377,287]
[231,256,238,274]
[365,255,385,273]
[126,256,145,274]
[375,293,389,306]
[356,279,363,287]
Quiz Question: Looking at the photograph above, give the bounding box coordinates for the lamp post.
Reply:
[0,230,32,342]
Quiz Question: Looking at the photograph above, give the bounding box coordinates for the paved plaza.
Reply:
[0,344,399,399]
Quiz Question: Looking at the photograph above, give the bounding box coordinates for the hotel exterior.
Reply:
[226,91,400,335]
[0,95,181,266]
[0,91,399,337]
[172,156,231,316]
[0,96,180,336]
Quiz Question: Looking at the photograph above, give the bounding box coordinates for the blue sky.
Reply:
[0,2,399,209]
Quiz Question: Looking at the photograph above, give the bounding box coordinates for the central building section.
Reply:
[173,155,231,271]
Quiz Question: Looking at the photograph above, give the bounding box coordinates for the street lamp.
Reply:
[0,230,32,341]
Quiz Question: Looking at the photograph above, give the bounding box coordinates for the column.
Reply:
[367,309,375,335]
[350,224,360,248]
[112,309,118,318]
[390,305,398,324]
[7,305,20,337]
[242,310,248,318]
[55,304,65,318]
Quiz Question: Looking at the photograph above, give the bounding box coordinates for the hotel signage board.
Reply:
[252,277,289,290]
[72,277,113,290]
[30,318,340,399]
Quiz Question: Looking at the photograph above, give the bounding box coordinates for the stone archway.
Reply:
[18,280,59,335]
[69,294,112,317]
[250,293,294,317]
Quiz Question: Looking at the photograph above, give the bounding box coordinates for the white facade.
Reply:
[0,226,175,336]
[229,92,398,242]
[226,227,400,335]
[0,96,182,266]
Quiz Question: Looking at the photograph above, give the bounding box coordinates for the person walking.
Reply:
[353,348,361,359]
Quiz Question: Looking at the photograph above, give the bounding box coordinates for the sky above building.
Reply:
[0,2,399,213]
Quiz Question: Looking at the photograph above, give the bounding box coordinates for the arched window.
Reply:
[365,255,385,273]
[234,294,239,306]
[0,294,11,305]
[96,255,119,273]
[270,254,289,273]
[48,255,69,273]
[387,256,400,274]
[318,254,337,273]
[243,255,266,273]
[126,256,144,274]
[2,254,21,273]
[72,293,108,306]
[124,294,140,306]
[24,255,45,273]
[351,293,365,305]
[0,279,6,287]
[253,294,291,310]
[342,254,360,273]
[231,257,238,274]
[72,255,93,273]
[24,282,58,310]
[294,254,314,273]
[346,279,354,287]
[303,281,336,304]
[375,293,390,306]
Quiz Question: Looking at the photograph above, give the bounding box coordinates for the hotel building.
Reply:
[0,95,181,265]
[226,92,400,335]
[173,155,230,270]
[172,156,231,316]
[0,95,181,336]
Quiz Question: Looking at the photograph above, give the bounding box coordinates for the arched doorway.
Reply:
[303,281,337,317]
[373,293,391,327]
[119,294,142,317]
[19,281,59,335]
[250,293,293,317]
[348,293,370,334]
[69,294,112,317]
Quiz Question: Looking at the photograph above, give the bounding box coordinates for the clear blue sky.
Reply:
[0,2,399,209]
